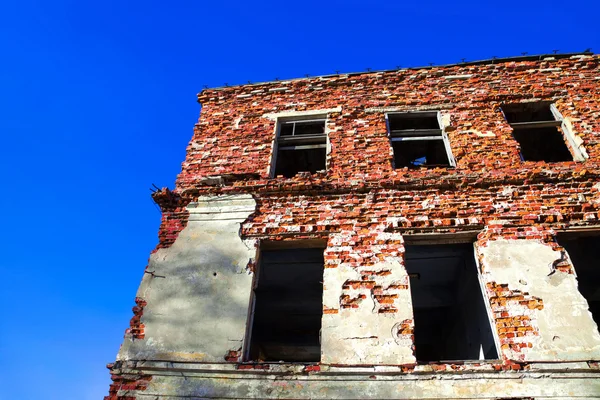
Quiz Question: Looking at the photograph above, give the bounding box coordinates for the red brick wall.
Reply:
[109,54,600,398]
[239,185,599,362]
[163,55,600,363]
[177,55,599,193]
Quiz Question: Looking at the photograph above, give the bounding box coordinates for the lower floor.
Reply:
[107,187,600,399]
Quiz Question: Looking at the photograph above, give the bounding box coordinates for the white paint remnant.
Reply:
[268,87,289,92]
[444,74,473,80]
[262,107,342,120]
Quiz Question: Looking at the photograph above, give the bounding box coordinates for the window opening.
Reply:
[387,112,454,168]
[273,118,327,178]
[405,243,498,362]
[247,247,324,362]
[501,102,573,162]
[558,233,600,328]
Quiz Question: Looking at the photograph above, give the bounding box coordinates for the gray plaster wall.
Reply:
[478,239,600,361]
[117,194,257,362]
[321,259,415,365]
[132,369,600,399]
[321,230,416,365]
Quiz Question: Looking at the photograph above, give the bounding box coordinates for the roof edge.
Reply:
[200,52,595,94]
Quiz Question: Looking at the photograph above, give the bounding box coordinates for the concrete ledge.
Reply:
[187,194,256,221]
[262,107,342,120]
[118,360,598,375]
[114,361,600,399]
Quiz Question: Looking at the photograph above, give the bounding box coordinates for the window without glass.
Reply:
[387,112,455,168]
[247,247,324,362]
[501,102,578,162]
[405,243,498,362]
[558,233,600,328]
[272,118,327,178]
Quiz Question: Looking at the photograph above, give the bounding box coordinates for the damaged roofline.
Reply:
[199,52,594,94]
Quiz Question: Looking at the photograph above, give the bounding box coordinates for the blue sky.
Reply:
[0,1,597,399]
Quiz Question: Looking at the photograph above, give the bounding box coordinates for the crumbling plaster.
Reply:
[478,239,600,361]
[322,258,415,365]
[128,368,600,399]
[107,54,600,399]
[117,195,256,362]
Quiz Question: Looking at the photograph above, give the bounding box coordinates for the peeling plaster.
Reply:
[117,195,257,363]
[479,239,600,361]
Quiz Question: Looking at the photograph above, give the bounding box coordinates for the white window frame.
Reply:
[269,114,329,178]
[501,102,586,162]
[385,111,456,168]
[550,104,586,161]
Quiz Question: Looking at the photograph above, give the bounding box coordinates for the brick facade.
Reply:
[106,53,600,399]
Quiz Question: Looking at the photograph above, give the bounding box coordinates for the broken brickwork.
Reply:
[151,187,191,251]
[105,363,152,400]
[107,53,600,399]
[179,55,599,192]
[124,297,147,340]
[485,281,543,359]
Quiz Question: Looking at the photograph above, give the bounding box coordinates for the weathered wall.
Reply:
[239,188,600,364]
[117,195,256,363]
[321,233,415,365]
[107,360,600,399]
[178,54,600,192]
[107,54,600,399]
[478,239,600,361]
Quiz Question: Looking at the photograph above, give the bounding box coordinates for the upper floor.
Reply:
[176,53,600,194]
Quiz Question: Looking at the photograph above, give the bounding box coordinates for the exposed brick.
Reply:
[124,297,147,340]
[108,54,600,397]
[105,363,152,400]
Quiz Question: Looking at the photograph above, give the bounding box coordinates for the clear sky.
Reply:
[0,1,598,399]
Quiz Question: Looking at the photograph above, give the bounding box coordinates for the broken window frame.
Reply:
[385,111,456,168]
[244,241,326,363]
[402,236,501,363]
[270,115,329,178]
[501,102,585,162]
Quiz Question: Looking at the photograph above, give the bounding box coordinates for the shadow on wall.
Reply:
[128,243,254,360]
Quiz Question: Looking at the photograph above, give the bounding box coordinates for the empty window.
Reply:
[558,234,600,328]
[387,112,455,168]
[501,102,576,162]
[247,247,324,362]
[272,118,327,178]
[405,243,498,362]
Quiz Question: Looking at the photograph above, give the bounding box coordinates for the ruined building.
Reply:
[106,53,600,399]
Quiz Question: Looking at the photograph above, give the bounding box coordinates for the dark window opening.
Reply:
[392,140,448,168]
[248,247,324,362]
[388,112,453,168]
[274,147,326,178]
[501,102,573,162]
[405,244,498,362]
[280,120,325,136]
[513,127,572,162]
[558,234,600,328]
[388,113,440,130]
[273,119,326,178]
[502,102,555,123]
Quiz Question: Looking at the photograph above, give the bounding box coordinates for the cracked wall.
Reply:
[321,231,415,364]
[179,55,600,191]
[107,54,600,399]
[117,195,256,363]
[478,238,600,361]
